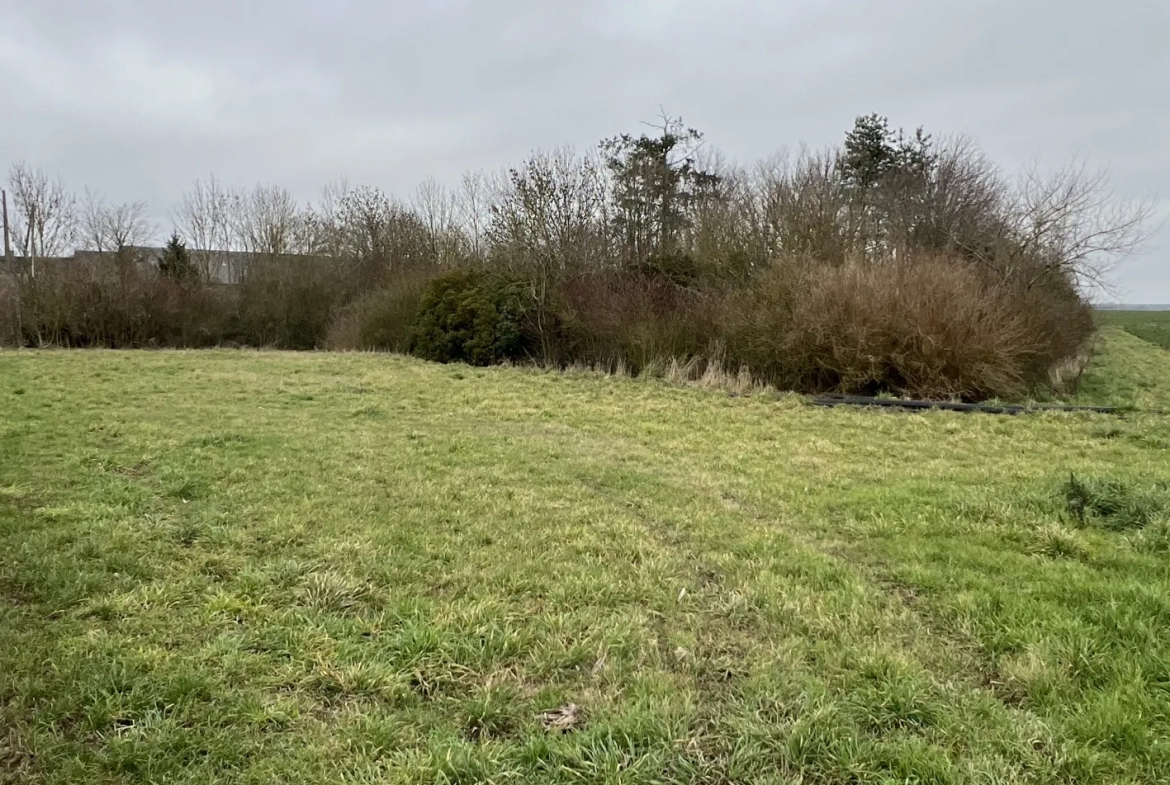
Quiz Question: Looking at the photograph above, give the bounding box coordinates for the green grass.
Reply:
[1096,309,1170,349]
[1076,327,1170,410]
[2,328,1169,784]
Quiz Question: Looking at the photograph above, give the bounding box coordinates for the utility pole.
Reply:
[27,205,35,280]
[2,189,10,261]
[3,190,22,344]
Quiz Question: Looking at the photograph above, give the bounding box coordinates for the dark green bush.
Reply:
[631,252,703,288]
[408,269,532,366]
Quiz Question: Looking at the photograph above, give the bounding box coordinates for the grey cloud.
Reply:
[2,0,1166,299]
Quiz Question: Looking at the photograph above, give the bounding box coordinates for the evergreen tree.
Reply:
[840,114,936,189]
[600,115,721,272]
[158,231,197,280]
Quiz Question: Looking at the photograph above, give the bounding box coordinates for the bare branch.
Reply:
[172,176,234,280]
[6,162,77,259]
[234,184,298,257]
[80,188,153,252]
[457,170,495,262]
[413,177,465,264]
[1008,158,1154,294]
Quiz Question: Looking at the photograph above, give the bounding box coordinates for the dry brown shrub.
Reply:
[549,272,716,372]
[12,255,235,348]
[725,254,1045,400]
[323,267,437,352]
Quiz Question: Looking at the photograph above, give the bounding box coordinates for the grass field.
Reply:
[1096,309,1170,349]
[2,327,1170,784]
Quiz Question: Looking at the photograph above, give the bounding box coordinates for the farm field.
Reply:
[1096,309,1170,349]
[2,327,1169,784]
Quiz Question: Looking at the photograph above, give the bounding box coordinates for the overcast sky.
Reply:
[2,0,1166,300]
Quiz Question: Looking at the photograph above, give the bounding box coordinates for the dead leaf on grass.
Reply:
[540,703,581,732]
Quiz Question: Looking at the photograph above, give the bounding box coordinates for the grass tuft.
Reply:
[298,572,379,614]
[1063,474,1168,530]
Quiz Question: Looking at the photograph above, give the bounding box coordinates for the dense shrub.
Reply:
[235,257,344,349]
[1011,277,1096,382]
[550,272,715,373]
[323,268,435,351]
[408,269,532,366]
[144,281,237,348]
[13,256,234,348]
[0,274,17,346]
[722,255,1043,400]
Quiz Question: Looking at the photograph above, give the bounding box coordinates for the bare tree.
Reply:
[751,147,851,265]
[335,185,396,261]
[486,146,610,358]
[457,169,497,262]
[6,162,77,270]
[318,178,349,221]
[308,178,350,257]
[884,135,1004,259]
[80,189,108,253]
[487,146,609,274]
[80,189,153,253]
[172,176,234,280]
[234,184,298,258]
[414,177,466,265]
[325,184,432,286]
[287,205,330,256]
[688,154,758,280]
[174,179,299,279]
[1006,160,1153,293]
[105,200,154,251]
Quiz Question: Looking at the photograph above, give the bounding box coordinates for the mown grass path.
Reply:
[1096,310,1170,350]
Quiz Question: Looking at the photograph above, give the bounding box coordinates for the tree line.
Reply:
[0,114,1151,400]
